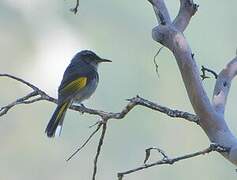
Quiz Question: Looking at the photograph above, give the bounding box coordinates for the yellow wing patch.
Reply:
[62,77,87,94]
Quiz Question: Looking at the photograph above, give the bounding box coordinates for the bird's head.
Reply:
[72,50,111,68]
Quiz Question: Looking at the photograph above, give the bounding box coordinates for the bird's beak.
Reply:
[98,58,112,63]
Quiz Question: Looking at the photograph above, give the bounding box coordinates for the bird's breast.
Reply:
[73,75,98,103]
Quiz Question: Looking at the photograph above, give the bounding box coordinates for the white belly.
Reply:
[73,78,98,103]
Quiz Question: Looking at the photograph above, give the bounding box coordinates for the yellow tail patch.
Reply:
[56,102,69,120]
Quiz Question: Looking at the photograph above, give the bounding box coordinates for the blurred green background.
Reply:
[0,0,237,179]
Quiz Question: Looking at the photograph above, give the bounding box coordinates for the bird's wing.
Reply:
[57,63,96,104]
[60,76,87,95]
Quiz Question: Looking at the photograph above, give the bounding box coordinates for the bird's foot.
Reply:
[80,103,86,108]
[79,103,86,114]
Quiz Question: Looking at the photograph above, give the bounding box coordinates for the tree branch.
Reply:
[0,73,199,180]
[148,0,237,166]
[0,74,198,124]
[117,144,229,180]
[213,56,237,115]
[128,96,199,124]
[92,123,107,180]
[70,0,80,14]
[173,0,199,32]
[201,65,218,80]
[148,0,171,25]
[66,123,102,162]
[153,46,163,77]
[2,0,237,179]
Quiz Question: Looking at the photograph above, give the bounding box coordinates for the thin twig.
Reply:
[153,47,163,77]
[144,147,168,164]
[70,0,80,14]
[0,91,40,116]
[201,66,218,80]
[0,74,40,91]
[66,123,102,162]
[92,123,107,180]
[117,144,229,179]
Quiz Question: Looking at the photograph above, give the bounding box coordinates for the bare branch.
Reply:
[0,73,199,179]
[173,0,199,32]
[70,0,80,14]
[153,46,163,77]
[0,74,198,124]
[213,56,237,115]
[150,0,215,125]
[0,74,42,92]
[117,144,229,179]
[92,123,107,180]
[148,0,237,166]
[150,0,215,132]
[66,123,102,162]
[148,0,171,25]
[66,121,108,180]
[2,0,237,178]
[128,96,199,124]
[144,147,168,164]
[0,91,40,116]
[201,65,218,80]
[0,73,57,103]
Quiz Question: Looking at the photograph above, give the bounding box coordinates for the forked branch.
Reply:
[1,0,237,179]
[117,144,229,179]
[0,73,199,180]
[70,0,80,14]
[148,0,237,166]
[0,74,198,124]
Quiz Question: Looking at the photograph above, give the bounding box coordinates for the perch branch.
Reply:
[0,73,199,180]
[117,144,229,180]
[2,0,237,178]
[0,74,198,124]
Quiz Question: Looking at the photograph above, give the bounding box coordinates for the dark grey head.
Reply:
[71,50,111,68]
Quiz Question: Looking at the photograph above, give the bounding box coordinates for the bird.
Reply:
[45,50,111,137]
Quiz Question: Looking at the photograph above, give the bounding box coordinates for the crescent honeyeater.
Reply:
[45,50,111,137]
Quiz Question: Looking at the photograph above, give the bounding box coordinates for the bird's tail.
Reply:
[45,101,70,138]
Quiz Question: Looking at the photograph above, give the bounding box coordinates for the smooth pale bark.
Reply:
[149,0,237,165]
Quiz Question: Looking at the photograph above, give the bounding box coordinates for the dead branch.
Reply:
[0,74,197,124]
[1,0,237,179]
[0,73,198,180]
[66,123,102,162]
[153,46,163,77]
[70,0,80,14]
[148,0,237,166]
[92,123,107,180]
[201,65,218,80]
[144,147,168,164]
[213,56,237,115]
[117,144,229,180]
